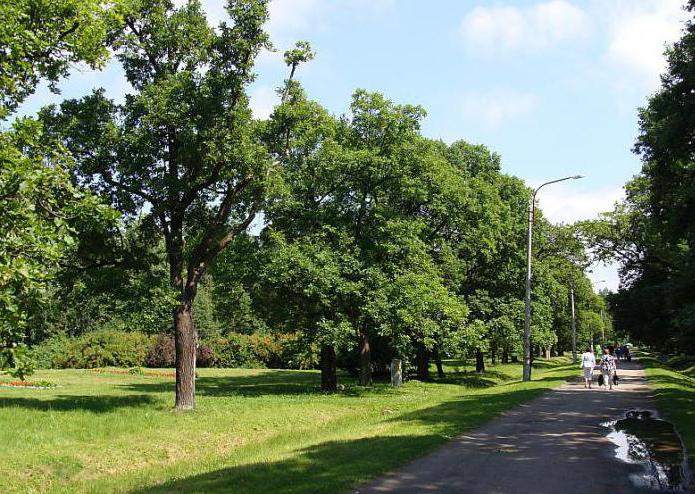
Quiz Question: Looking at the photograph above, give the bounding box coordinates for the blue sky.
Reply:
[17,0,690,290]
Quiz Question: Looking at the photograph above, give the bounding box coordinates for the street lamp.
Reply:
[522,175,584,382]
[594,280,607,348]
[570,281,577,364]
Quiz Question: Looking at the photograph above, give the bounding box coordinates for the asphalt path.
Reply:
[357,359,667,494]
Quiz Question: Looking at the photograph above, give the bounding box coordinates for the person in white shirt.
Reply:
[580,347,596,389]
[599,348,617,390]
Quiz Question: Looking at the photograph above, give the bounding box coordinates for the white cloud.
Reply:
[603,0,686,89]
[249,85,278,120]
[460,89,537,129]
[459,1,589,54]
[265,0,395,44]
[265,0,322,41]
[534,183,624,225]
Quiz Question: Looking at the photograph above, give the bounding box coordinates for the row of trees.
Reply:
[1,0,609,410]
[581,0,695,353]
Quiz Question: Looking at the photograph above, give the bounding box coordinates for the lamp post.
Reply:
[593,279,606,349]
[571,283,577,364]
[523,175,584,382]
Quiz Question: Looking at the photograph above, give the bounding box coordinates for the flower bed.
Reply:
[0,380,57,389]
[85,369,175,378]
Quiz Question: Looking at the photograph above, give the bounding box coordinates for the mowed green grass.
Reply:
[0,358,574,494]
[641,354,695,470]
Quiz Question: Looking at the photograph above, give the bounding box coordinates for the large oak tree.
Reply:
[42,0,273,409]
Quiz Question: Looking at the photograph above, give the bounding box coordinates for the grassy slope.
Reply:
[641,355,695,471]
[0,359,574,494]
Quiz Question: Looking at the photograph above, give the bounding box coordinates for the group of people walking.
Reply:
[580,347,620,390]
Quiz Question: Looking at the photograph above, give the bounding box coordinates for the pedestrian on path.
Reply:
[599,348,617,390]
[580,346,596,389]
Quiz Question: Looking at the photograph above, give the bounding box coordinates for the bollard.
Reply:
[390,358,402,387]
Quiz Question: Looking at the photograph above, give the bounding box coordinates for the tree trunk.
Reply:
[434,348,445,378]
[545,347,551,359]
[415,344,431,380]
[320,344,337,392]
[502,346,509,364]
[358,329,372,386]
[475,347,485,373]
[175,301,197,411]
[491,342,498,365]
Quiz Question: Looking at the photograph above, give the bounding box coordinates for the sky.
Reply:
[17,0,691,291]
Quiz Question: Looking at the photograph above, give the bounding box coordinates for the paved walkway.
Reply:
[358,359,663,494]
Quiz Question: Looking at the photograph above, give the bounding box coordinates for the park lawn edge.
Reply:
[0,359,577,494]
[640,353,695,483]
[120,359,578,494]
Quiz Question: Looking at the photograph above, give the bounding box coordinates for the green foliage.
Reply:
[201,332,314,369]
[0,0,117,118]
[39,1,278,408]
[0,0,118,380]
[48,329,152,368]
[581,3,695,352]
[30,330,313,370]
[0,118,118,377]
[6,0,605,387]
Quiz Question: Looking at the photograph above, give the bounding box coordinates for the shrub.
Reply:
[275,333,319,370]
[30,330,319,370]
[145,334,176,367]
[199,332,318,369]
[196,344,215,367]
[50,330,152,368]
[203,334,262,368]
[29,334,72,369]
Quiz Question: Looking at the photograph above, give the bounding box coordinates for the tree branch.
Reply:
[125,18,162,75]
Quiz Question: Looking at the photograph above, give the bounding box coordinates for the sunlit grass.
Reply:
[641,354,695,474]
[0,358,574,494]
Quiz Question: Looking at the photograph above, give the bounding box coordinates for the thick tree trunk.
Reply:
[175,301,197,411]
[358,329,372,386]
[475,347,485,373]
[434,348,445,378]
[502,346,509,364]
[320,344,337,392]
[545,347,551,359]
[416,344,431,381]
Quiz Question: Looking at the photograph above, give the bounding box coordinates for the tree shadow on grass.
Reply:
[131,435,439,494]
[128,386,558,494]
[429,369,512,388]
[0,394,156,413]
[120,370,393,398]
[122,367,528,398]
[388,386,552,437]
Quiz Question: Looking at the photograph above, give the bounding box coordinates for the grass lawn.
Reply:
[640,354,695,470]
[0,358,574,494]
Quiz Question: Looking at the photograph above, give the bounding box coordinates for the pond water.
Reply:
[604,410,691,492]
